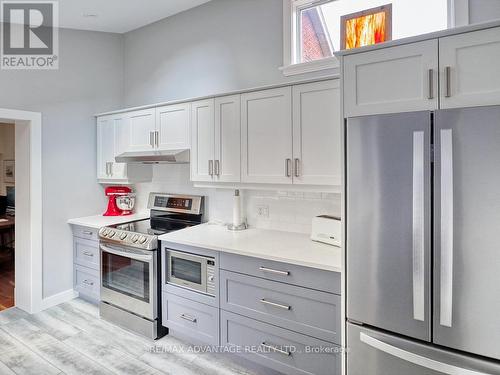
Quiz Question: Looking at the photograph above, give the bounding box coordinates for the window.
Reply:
[282,0,450,76]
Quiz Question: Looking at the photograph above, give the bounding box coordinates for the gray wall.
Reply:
[122,0,330,107]
[469,0,500,24]
[0,28,124,298]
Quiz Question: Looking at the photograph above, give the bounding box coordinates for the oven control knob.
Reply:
[107,230,116,238]
[139,236,147,244]
[131,235,139,243]
[119,233,127,240]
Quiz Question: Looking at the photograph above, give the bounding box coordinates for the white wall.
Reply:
[0,28,124,298]
[122,0,332,107]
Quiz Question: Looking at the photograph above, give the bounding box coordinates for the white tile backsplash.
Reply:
[133,164,341,234]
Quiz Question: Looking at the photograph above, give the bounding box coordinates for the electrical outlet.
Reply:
[256,205,269,218]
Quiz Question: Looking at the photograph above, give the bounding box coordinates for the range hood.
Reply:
[115,149,190,164]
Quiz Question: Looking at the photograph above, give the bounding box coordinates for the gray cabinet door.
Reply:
[348,323,500,375]
[347,111,432,341]
[434,106,500,360]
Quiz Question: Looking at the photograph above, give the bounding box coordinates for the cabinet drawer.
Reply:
[72,226,99,242]
[221,271,340,344]
[220,253,340,294]
[74,237,99,270]
[74,265,100,302]
[162,293,219,346]
[221,311,340,375]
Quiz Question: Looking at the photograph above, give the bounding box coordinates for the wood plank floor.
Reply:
[0,299,267,375]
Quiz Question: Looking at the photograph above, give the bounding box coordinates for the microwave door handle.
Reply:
[360,333,489,375]
[100,244,152,263]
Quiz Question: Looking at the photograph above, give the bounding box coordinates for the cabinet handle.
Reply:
[150,132,155,148]
[259,266,290,276]
[214,160,220,177]
[294,158,300,178]
[208,160,214,176]
[82,231,93,236]
[260,299,291,310]
[261,342,291,356]
[83,251,94,257]
[155,131,159,148]
[285,159,292,177]
[445,66,452,98]
[105,162,110,176]
[109,163,113,176]
[82,280,94,286]
[180,313,197,323]
[428,69,434,100]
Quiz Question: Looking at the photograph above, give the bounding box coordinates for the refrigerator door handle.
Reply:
[360,332,489,375]
[412,131,425,322]
[440,129,454,327]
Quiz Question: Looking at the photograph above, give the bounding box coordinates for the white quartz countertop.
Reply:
[159,223,342,273]
[67,211,150,229]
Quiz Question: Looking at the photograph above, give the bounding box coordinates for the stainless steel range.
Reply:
[99,193,204,339]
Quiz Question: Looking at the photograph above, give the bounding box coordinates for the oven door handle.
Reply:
[100,244,153,263]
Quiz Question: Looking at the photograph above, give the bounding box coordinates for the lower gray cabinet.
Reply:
[72,225,100,303]
[162,292,219,346]
[221,270,341,344]
[221,310,341,375]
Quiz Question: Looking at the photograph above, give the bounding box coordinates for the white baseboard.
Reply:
[40,289,78,311]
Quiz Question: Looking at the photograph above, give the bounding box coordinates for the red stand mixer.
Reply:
[103,186,136,216]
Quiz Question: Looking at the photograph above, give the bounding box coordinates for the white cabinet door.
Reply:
[214,95,241,183]
[126,108,156,151]
[440,27,500,109]
[292,80,341,186]
[156,103,191,150]
[191,99,215,182]
[97,116,115,180]
[241,87,293,184]
[112,114,128,179]
[344,40,439,117]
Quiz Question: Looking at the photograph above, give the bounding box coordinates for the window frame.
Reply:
[281,0,339,76]
[281,0,467,77]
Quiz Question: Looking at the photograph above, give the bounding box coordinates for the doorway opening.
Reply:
[0,122,15,311]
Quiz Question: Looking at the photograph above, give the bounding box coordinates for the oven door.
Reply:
[167,250,207,294]
[100,243,156,320]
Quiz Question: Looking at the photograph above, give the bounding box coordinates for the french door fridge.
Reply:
[346,106,500,374]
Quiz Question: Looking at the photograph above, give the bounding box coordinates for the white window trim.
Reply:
[281,0,469,77]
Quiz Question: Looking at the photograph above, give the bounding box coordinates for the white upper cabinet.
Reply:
[214,95,241,183]
[126,108,156,151]
[292,80,341,186]
[440,27,500,109]
[191,99,215,182]
[96,114,152,184]
[241,87,293,184]
[344,40,439,117]
[156,103,191,150]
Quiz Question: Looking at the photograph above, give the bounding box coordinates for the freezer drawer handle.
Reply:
[412,131,425,322]
[440,129,454,327]
[180,314,197,323]
[360,332,489,375]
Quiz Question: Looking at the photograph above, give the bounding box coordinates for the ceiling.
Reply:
[58,0,212,33]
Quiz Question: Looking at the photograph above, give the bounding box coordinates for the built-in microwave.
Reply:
[166,249,216,296]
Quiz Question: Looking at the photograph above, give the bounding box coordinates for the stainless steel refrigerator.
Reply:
[346,106,500,374]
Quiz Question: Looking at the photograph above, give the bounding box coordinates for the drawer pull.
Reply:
[82,279,94,286]
[82,231,94,236]
[260,299,291,310]
[180,313,197,323]
[83,251,94,257]
[261,342,291,357]
[259,266,290,276]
